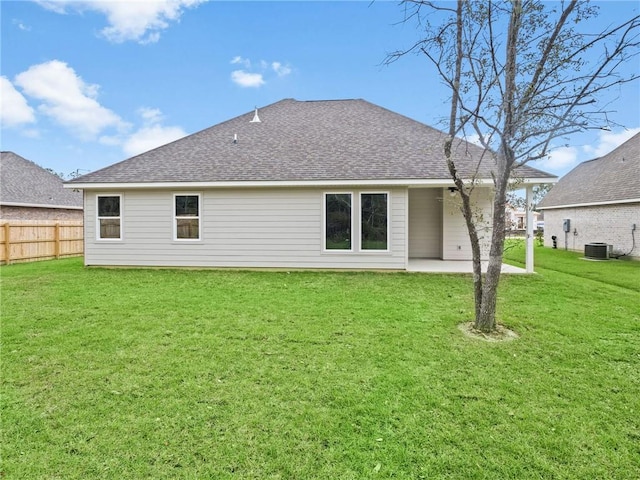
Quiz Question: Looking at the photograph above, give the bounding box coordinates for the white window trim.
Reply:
[360,191,390,253]
[96,194,122,241]
[323,191,354,253]
[173,193,202,242]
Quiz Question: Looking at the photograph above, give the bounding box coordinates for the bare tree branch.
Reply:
[386,0,639,331]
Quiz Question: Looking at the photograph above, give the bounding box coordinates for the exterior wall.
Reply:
[84,187,407,269]
[442,187,492,260]
[543,203,640,259]
[408,188,442,258]
[506,208,540,230]
[0,205,83,221]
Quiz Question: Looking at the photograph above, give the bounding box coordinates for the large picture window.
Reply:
[97,195,121,240]
[325,193,352,250]
[361,193,388,250]
[174,194,200,240]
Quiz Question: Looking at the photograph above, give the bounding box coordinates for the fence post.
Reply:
[4,223,10,264]
[55,223,61,259]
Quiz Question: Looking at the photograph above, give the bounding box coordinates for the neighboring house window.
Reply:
[361,192,388,250]
[325,193,352,250]
[174,194,201,240]
[97,195,121,240]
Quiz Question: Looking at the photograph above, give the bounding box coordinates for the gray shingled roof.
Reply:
[538,132,640,209]
[1,151,83,208]
[70,99,554,185]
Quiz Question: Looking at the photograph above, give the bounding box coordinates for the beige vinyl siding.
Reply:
[408,188,442,258]
[84,188,407,269]
[442,187,492,260]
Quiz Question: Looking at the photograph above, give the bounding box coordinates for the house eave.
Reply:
[519,177,558,186]
[538,198,640,210]
[65,176,556,190]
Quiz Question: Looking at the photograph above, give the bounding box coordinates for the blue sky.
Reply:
[1,0,639,179]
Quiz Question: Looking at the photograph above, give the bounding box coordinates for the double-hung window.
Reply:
[97,195,121,240]
[174,194,201,240]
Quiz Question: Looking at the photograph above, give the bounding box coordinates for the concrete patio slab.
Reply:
[407,259,528,274]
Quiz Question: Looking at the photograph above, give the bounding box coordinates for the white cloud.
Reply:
[465,133,483,147]
[272,62,292,77]
[12,19,31,31]
[138,107,164,124]
[0,76,36,128]
[231,70,265,88]
[583,128,640,158]
[230,56,251,68]
[123,124,186,157]
[463,132,495,149]
[14,60,127,140]
[34,1,67,14]
[35,0,205,44]
[539,146,580,171]
[119,107,186,156]
[229,57,293,87]
[7,60,187,157]
[535,128,640,175]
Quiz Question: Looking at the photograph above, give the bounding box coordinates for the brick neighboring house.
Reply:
[1,151,83,221]
[537,133,639,259]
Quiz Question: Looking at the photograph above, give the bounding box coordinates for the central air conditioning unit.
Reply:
[584,242,610,260]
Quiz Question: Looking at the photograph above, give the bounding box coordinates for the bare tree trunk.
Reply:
[473,0,522,332]
[475,171,509,331]
[469,218,483,323]
[458,189,484,323]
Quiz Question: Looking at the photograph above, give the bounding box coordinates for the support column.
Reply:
[526,185,534,273]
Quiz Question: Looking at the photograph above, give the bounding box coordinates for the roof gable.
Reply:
[538,133,640,209]
[1,152,83,209]
[70,99,554,185]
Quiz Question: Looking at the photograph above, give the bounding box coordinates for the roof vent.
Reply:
[250,107,261,123]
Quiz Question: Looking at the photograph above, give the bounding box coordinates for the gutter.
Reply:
[538,198,640,210]
[0,201,83,210]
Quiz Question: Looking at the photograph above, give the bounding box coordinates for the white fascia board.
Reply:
[64,178,557,190]
[518,177,559,185]
[0,201,83,210]
[66,176,556,190]
[538,198,640,210]
[66,178,483,190]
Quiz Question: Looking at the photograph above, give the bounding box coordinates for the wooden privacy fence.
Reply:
[0,221,83,265]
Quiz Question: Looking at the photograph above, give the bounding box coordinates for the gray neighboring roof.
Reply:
[538,132,640,209]
[70,99,554,186]
[0,151,83,209]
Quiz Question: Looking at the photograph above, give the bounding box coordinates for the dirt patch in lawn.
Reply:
[458,322,519,342]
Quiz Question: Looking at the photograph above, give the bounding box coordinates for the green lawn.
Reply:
[1,252,639,479]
